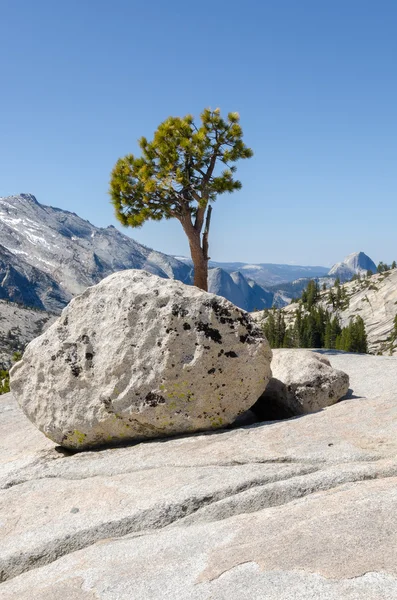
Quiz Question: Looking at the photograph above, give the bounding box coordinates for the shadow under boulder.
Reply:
[251,349,350,422]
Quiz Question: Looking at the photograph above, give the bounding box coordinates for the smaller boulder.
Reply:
[252,349,349,420]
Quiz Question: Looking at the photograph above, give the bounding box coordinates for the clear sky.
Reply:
[1,0,396,267]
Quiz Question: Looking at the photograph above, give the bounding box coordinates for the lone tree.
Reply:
[109,108,253,290]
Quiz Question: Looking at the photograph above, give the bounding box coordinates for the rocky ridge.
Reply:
[280,269,397,355]
[0,194,192,309]
[0,301,57,368]
[1,351,397,598]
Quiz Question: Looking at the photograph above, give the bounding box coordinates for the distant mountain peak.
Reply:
[328,251,376,281]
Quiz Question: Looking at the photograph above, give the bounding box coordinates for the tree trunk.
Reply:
[180,209,211,292]
[187,232,208,291]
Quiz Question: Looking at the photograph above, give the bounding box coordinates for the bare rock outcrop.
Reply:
[1,353,397,598]
[252,349,349,420]
[10,270,271,449]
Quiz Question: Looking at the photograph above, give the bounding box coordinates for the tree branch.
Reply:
[202,205,212,260]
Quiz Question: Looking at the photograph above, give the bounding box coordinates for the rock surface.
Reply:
[252,349,349,419]
[0,301,57,368]
[10,270,271,449]
[1,351,397,598]
[280,269,397,355]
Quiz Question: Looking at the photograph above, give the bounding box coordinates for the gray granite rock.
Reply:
[10,270,271,449]
[1,352,396,598]
[279,268,397,356]
[252,349,349,419]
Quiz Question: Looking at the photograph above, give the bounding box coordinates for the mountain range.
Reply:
[0,194,339,315]
[175,256,329,286]
[0,194,382,362]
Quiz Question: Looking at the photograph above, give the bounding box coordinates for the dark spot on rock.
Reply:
[51,355,56,361]
[171,304,189,318]
[218,349,224,357]
[70,507,79,514]
[183,323,191,330]
[203,299,233,325]
[80,334,90,344]
[145,392,166,407]
[71,365,82,377]
[61,431,73,443]
[85,352,94,361]
[225,351,238,358]
[208,368,216,374]
[102,397,113,411]
[157,341,162,347]
[196,322,222,344]
[219,317,231,325]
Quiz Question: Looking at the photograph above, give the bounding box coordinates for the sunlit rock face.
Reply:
[10,270,272,449]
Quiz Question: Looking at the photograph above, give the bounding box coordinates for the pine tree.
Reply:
[331,316,342,348]
[377,262,388,273]
[328,289,336,309]
[336,282,342,308]
[350,316,368,353]
[110,108,253,290]
[335,317,367,353]
[282,328,295,348]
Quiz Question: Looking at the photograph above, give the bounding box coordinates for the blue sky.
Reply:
[1,0,396,266]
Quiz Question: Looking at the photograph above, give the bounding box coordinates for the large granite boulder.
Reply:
[1,353,397,598]
[252,349,349,420]
[10,270,271,449]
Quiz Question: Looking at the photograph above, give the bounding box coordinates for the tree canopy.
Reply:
[110,108,253,290]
